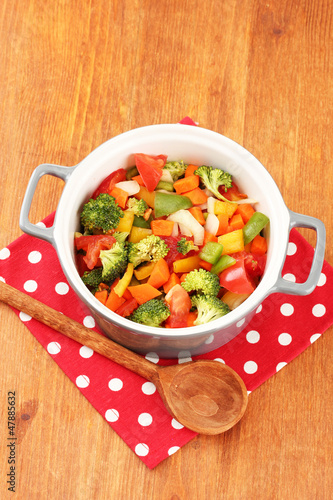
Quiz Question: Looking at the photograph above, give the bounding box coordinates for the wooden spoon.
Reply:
[0,281,248,434]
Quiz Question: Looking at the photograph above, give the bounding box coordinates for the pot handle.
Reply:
[270,210,326,296]
[19,163,76,245]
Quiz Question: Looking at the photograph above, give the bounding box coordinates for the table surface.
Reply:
[1,0,332,498]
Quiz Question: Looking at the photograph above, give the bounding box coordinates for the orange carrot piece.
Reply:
[123,288,133,300]
[163,273,181,294]
[151,219,175,236]
[180,273,189,283]
[203,230,218,245]
[229,213,245,231]
[131,174,145,186]
[105,289,126,312]
[185,164,199,177]
[235,204,255,224]
[174,175,199,194]
[147,258,170,289]
[127,283,162,305]
[183,187,208,205]
[187,311,198,327]
[110,186,128,209]
[94,289,108,305]
[199,259,213,271]
[250,234,268,255]
[189,206,206,225]
[244,242,252,253]
[216,213,229,236]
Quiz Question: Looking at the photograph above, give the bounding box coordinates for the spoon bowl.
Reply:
[0,281,248,434]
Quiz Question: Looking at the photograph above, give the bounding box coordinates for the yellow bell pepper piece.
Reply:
[128,226,152,243]
[135,186,155,208]
[115,210,134,233]
[173,255,201,274]
[214,200,238,219]
[134,261,156,281]
[218,229,244,254]
[113,263,134,297]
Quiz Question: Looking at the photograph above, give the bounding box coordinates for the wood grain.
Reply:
[0,0,332,498]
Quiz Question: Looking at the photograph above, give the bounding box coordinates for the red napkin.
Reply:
[1,123,332,469]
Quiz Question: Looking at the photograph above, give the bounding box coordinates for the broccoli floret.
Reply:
[163,160,187,181]
[112,231,130,243]
[99,242,128,282]
[81,268,103,292]
[191,295,230,325]
[80,193,124,234]
[130,299,170,327]
[195,166,233,202]
[127,198,148,217]
[177,238,199,255]
[181,269,220,296]
[127,235,169,268]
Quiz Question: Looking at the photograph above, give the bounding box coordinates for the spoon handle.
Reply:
[0,281,159,381]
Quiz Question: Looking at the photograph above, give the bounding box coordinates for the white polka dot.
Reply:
[276,362,287,372]
[0,248,10,260]
[214,358,225,364]
[280,303,294,316]
[79,346,94,358]
[0,276,5,283]
[83,316,95,328]
[76,375,90,388]
[108,378,123,391]
[310,333,321,343]
[178,350,192,363]
[256,304,262,314]
[135,443,149,456]
[55,282,69,295]
[145,352,159,363]
[36,221,46,228]
[138,413,153,426]
[236,318,246,327]
[287,242,297,256]
[168,446,180,456]
[105,409,119,422]
[278,333,292,346]
[283,273,296,282]
[246,330,260,344]
[312,304,326,317]
[23,280,37,292]
[205,334,214,344]
[47,341,61,354]
[244,361,258,374]
[171,418,184,429]
[141,382,156,395]
[28,251,42,263]
[19,311,32,322]
[317,273,326,287]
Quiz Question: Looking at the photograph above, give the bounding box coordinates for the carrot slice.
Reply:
[216,214,228,236]
[189,206,206,225]
[127,283,162,305]
[94,289,108,305]
[163,273,181,294]
[147,258,170,289]
[235,204,255,224]
[110,186,128,209]
[174,175,199,194]
[151,219,175,236]
[183,187,208,205]
[229,213,245,231]
[250,234,268,255]
[105,289,126,312]
[131,174,145,186]
[203,230,218,245]
[199,259,213,271]
[185,164,199,177]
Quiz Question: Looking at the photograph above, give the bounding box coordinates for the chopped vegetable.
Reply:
[218,229,245,254]
[151,220,175,236]
[127,283,162,305]
[177,238,199,255]
[173,254,201,274]
[80,193,124,234]
[154,192,193,218]
[243,212,269,245]
[191,295,230,325]
[127,197,148,217]
[130,298,170,327]
[181,269,220,296]
[194,165,233,202]
[163,160,187,181]
[167,209,204,245]
[127,234,170,268]
[199,242,224,265]
[174,175,200,194]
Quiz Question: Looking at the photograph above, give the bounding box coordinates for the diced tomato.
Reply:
[74,235,116,269]
[135,154,167,192]
[231,251,267,279]
[91,169,127,199]
[219,182,247,201]
[165,284,191,328]
[115,297,138,317]
[219,258,255,294]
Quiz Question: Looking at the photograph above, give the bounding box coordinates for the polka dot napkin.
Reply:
[1,216,333,468]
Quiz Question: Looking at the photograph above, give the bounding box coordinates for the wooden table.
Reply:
[1,1,332,498]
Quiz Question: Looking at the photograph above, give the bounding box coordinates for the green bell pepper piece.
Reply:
[243,212,269,246]
[211,255,236,275]
[156,181,174,192]
[154,192,193,217]
[199,242,224,265]
[132,214,153,228]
